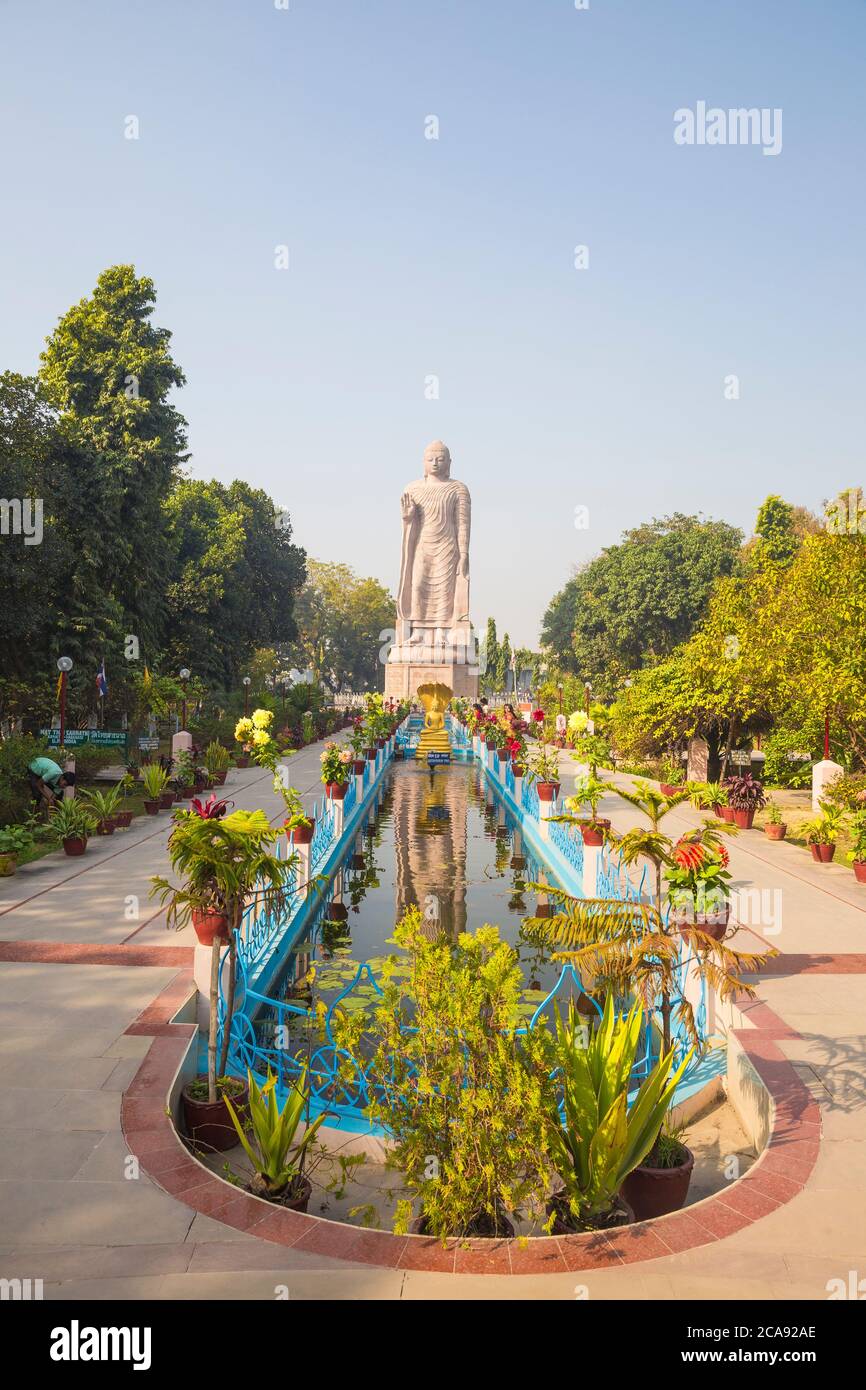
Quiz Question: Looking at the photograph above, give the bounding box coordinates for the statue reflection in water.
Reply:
[392,765,468,940]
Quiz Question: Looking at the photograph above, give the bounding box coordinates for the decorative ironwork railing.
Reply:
[547,815,584,880]
[520,773,540,821]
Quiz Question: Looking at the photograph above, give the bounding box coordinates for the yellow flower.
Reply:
[252,708,273,730]
[234,717,253,743]
[252,729,271,747]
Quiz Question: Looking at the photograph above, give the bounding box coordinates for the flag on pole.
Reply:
[96,659,108,698]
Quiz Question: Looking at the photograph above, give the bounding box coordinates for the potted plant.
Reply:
[659,757,685,798]
[664,834,732,939]
[151,803,295,1148]
[526,729,561,803]
[764,799,787,841]
[545,994,690,1233]
[224,1065,326,1209]
[50,798,97,856]
[82,784,123,835]
[801,802,844,863]
[506,728,528,777]
[348,724,368,775]
[182,1073,249,1153]
[0,824,35,876]
[141,762,169,814]
[333,910,552,1240]
[113,774,136,828]
[690,781,726,818]
[525,780,774,1056]
[563,773,610,845]
[724,773,766,829]
[205,740,230,786]
[621,1116,695,1221]
[847,810,866,884]
[172,750,196,800]
[320,741,353,799]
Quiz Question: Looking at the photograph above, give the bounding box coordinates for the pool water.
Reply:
[266,759,582,1023]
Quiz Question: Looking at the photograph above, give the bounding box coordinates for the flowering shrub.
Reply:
[664,834,732,919]
[320,742,353,785]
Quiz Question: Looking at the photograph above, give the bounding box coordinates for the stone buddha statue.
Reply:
[396,441,471,644]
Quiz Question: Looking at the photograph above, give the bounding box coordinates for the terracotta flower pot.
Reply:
[190,907,231,945]
[512,764,525,778]
[497,747,511,762]
[660,783,680,797]
[256,1173,312,1211]
[0,854,18,876]
[235,756,249,769]
[95,819,115,836]
[675,904,730,942]
[810,843,835,863]
[214,770,228,786]
[536,782,560,802]
[182,1079,248,1153]
[143,800,160,815]
[365,748,377,761]
[62,836,88,857]
[580,824,605,847]
[765,823,787,840]
[621,1147,695,1220]
[114,810,133,828]
[159,792,175,809]
[352,759,367,775]
[733,808,755,829]
[853,861,866,884]
[289,817,315,846]
[325,901,349,923]
[326,781,349,800]
[719,806,736,823]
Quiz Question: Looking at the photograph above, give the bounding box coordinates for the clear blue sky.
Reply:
[2,0,864,647]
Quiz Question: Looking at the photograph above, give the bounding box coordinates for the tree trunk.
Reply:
[207,936,221,1104]
[217,926,237,1078]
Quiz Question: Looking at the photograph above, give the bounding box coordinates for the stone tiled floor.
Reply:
[0,746,864,1299]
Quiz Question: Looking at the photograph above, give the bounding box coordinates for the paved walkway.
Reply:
[0,743,864,1299]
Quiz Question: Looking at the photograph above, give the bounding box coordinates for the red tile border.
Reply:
[116,962,824,1275]
[0,941,193,967]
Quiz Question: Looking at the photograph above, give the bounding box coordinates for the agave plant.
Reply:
[82,784,122,822]
[548,992,691,1227]
[526,779,776,1051]
[225,1065,325,1199]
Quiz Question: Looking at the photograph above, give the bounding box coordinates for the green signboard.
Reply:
[40,729,127,749]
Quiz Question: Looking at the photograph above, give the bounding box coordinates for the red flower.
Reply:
[717,842,730,868]
[190,794,231,820]
[533,710,545,723]
[673,839,706,872]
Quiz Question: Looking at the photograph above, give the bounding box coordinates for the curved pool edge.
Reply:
[121,982,820,1276]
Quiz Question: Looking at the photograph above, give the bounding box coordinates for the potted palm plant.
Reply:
[50,798,97,856]
[141,762,168,814]
[524,780,775,1057]
[204,741,230,786]
[83,784,123,835]
[690,781,726,818]
[724,773,766,829]
[545,994,690,1232]
[764,799,787,841]
[847,811,866,884]
[151,803,295,1151]
[801,802,844,862]
[224,1065,325,1209]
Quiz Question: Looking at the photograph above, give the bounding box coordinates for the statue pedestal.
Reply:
[385,655,478,701]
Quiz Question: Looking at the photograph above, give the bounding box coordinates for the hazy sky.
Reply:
[2,1,864,647]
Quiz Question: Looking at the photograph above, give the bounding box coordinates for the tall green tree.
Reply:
[161,480,305,690]
[289,560,395,692]
[542,514,743,698]
[39,265,188,649]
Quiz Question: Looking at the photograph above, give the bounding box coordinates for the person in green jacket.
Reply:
[28,756,76,813]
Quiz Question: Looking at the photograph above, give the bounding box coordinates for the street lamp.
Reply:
[584,681,592,718]
[242,675,251,717]
[557,682,564,714]
[179,668,191,732]
[56,657,73,748]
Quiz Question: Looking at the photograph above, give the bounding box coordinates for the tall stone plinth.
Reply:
[385,639,478,701]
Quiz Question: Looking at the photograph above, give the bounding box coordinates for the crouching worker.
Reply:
[28,756,75,816]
